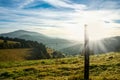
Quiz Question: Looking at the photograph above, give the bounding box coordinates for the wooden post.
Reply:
[84,24,89,80]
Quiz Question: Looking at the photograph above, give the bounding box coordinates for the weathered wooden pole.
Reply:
[84,24,90,80]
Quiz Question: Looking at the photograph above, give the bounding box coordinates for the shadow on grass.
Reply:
[25,48,50,60]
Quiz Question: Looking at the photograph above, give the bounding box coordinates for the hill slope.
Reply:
[0,52,120,80]
[0,30,74,50]
[0,48,32,61]
[60,36,120,55]
[1,30,120,55]
[0,37,65,61]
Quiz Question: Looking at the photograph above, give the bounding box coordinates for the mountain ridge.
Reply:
[0,30,74,50]
[0,30,120,55]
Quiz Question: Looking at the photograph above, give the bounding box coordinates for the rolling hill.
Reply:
[0,52,120,80]
[60,36,120,55]
[0,30,120,55]
[0,30,74,50]
[0,48,32,61]
[0,37,65,61]
[89,36,120,54]
[0,39,19,44]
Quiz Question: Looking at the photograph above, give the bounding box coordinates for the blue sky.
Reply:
[0,0,120,40]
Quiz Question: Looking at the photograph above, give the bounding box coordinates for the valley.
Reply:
[0,30,120,80]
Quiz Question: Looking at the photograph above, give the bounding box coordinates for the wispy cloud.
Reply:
[18,0,34,9]
[0,0,120,40]
[88,0,120,10]
[43,0,87,10]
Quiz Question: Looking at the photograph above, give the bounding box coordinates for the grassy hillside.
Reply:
[0,52,120,80]
[0,30,73,51]
[0,37,55,60]
[0,48,32,61]
[0,48,55,61]
[0,39,19,44]
[0,39,3,43]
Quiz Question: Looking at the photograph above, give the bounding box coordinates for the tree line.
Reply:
[0,36,65,59]
[0,36,45,49]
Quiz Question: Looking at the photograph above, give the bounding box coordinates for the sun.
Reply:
[65,24,112,41]
[87,25,109,41]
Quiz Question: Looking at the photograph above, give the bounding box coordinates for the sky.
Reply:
[0,0,120,41]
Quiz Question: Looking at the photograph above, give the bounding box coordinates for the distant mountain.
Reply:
[1,30,119,55]
[0,30,51,41]
[60,36,120,55]
[97,36,120,53]
[0,30,75,50]
[60,44,83,55]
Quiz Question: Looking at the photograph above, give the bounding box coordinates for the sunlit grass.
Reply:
[0,52,120,80]
[0,39,19,44]
[0,48,32,61]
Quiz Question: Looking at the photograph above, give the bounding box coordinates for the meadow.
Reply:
[0,48,32,61]
[0,52,120,80]
[0,39,19,44]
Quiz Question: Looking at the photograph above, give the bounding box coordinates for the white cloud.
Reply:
[18,0,34,9]
[43,0,86,10]
[0,0,120,41]
[89,0,120,10]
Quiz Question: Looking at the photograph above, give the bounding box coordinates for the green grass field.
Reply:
[0,48,32,61]
[0,52,120,80]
